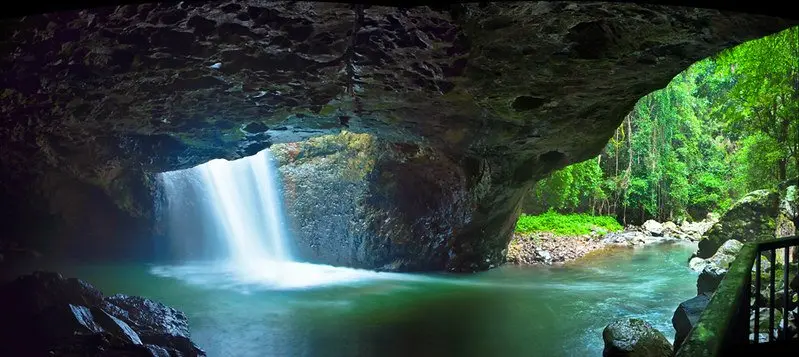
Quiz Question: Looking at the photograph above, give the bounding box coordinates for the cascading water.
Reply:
[156,148,406,290]
[160,150,292,266]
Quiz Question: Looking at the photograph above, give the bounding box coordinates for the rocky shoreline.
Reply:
[0,271,205,356]
[506,216,717,266]
[601,185,798,356]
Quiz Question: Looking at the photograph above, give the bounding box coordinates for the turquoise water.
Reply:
[18,243,698,357]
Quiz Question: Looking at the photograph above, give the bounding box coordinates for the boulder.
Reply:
[535,249,553,265]
[0,271,205,356]
[602,231,647,245]
[643,220,664,237]
[697,190,780,258]
[780,185,797,222]
[688,257,708,272]
[776,214,796,238]
[697,264,727,294]
[715,239,744,257]
[690,240,741,274]
[680,220,714,239]
[672,292,713,352]
[602,318,672,357]
[662,221,678,234]
[750,307,783,336]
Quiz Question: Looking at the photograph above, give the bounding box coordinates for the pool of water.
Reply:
[10,242,698,357]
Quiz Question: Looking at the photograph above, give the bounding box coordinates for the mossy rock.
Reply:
[697,190,779,258]
[602,318,672,357]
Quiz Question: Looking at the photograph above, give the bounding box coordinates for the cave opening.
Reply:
[0,2,797,357]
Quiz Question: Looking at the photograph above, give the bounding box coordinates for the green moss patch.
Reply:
[515,210,622,236]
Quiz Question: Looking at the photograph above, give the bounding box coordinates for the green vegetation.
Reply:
[515,210,623,236]
[525,26,798,224]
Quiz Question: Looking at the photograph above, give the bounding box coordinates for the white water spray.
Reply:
[158,149,403,290]
[160,150,294,273]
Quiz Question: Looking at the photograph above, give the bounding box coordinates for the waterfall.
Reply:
[157,148,402,290]
[160,150,293,271]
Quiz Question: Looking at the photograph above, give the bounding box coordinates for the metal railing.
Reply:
[749,236,798,344]
[676,235,799,356]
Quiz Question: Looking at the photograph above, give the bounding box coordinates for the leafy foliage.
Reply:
[515,210,623,236]
[525,26,798,224]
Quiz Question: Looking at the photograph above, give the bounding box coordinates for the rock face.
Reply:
[1,1,795,271]
[270,132,379,268]
[0,271,204,356]
[671,292,712,352]
[602,318,672,357]
[697,190,780,258]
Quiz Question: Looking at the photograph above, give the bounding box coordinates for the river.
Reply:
[16,242,699,357]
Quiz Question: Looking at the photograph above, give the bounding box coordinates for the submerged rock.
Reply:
[602,318,672,357]
[697,190,780,258]
[672,292,712,352]
[0,271,205,356]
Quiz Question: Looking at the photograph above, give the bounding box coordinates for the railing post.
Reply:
[769,249,776,343]
[783,247,790,342]
[741,255,752,343]
[755,252,761,344]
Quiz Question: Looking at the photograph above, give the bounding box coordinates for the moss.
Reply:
[318,104,339,116]
[515,210,622,236]
[676,244,758,356]
[272,131,377,182]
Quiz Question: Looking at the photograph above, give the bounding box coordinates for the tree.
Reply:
[523,26,798,223]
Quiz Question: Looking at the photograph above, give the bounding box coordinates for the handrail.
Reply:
[755,235,799,251]
[675,244,758,356]
[676,235,799,356]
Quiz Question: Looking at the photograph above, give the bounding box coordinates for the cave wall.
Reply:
[0,1,795,271]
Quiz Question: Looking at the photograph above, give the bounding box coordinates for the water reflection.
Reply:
[53,242,697,357]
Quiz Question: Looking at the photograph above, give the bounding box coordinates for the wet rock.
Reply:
[690,239,742,273]
[688,257,708,272]
[643,220,664,236]
[0,271,205,356]
[672,292,712,352]
[697,264,727,294]
[602,318,672,357]
[697,190,780,258]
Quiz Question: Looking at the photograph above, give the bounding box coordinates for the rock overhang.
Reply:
[1,1,796,271]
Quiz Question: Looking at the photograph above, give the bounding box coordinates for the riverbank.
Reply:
[506,232,607,265]
[507,215,717,266]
